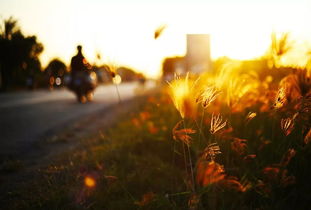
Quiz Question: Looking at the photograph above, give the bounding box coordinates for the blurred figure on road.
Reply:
[69,45,97,103]
[70,45,88,77]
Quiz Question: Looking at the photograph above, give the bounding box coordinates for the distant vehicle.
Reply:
[48,75,63,89]
[68,71,97,103]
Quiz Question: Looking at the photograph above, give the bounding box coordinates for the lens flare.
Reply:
[113,74,122,85]
[84,176,96,188]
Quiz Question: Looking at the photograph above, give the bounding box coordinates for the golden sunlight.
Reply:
[1,0,310,78]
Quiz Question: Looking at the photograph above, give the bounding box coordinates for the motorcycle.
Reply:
[68,70,97,103]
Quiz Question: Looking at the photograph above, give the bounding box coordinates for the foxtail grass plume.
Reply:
[167,73,198,119]
[281,117,294,136]
[173,120,196,146]
[196,160,225,187]
[196,86,221,108]
[202,143,221,161]
[210,113,227,134]
[245,112,257,123]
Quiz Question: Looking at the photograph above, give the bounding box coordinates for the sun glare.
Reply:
[1,0,310,78]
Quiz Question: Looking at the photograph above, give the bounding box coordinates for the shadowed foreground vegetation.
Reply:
[2,62,311,209]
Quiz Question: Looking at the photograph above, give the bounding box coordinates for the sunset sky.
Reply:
[0,0,310,78]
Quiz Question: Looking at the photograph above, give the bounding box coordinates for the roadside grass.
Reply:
[1,65,311,210]
[2,92,191,210]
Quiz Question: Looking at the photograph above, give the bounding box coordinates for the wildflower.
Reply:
[135,192,156,207]
[280,148,296,167]
[196,86,221,108]
[202,143,221,161]
[231,138,247,155]
[280,117,294,136]
[196,160,225,187]
[173,121,196,146]
[167,73,198,119]
[210,113,227,134]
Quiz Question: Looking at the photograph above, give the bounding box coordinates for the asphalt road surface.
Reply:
[0,82,152,160]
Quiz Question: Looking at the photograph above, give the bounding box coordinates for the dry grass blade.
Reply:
[280,148,296,167]
[304,128,311,144]
[134,192,156,207]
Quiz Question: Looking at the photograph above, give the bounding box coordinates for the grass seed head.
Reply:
[281,117,294,136]
[210,113,227,134]
[172,120,196,146]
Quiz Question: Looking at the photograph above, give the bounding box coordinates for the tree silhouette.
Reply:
[45,59,67,76]
[0,17,44,91]
[45,58,67,88]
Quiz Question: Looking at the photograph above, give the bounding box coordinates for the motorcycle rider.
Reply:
[70,45,91,88]
[70,45,87,78]
[69,45,96,102]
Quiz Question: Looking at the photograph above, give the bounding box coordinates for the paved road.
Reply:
[0,82,152,160]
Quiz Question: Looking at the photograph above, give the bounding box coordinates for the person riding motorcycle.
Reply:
[70,45,89,79]
[69,45,97,102]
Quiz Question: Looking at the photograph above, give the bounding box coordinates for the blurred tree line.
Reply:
[0,17,45,91]
[0,17,146,92]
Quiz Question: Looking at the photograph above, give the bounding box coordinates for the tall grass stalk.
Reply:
[115,83,122,104]
[182,120,195,193]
